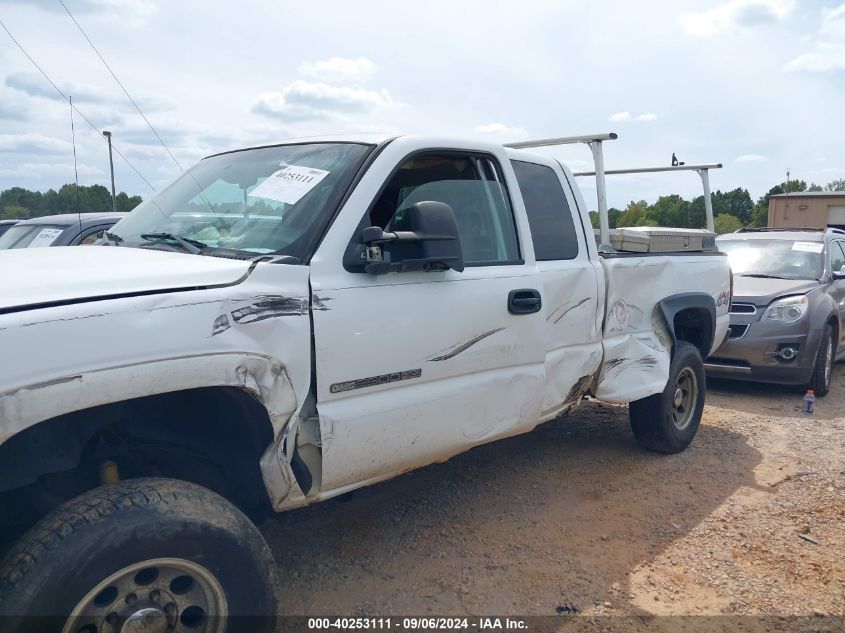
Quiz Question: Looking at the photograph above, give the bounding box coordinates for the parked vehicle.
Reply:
[0,220,20,239]
[0,212,126,249]
[706,227,845,396]
[0,134,731,630]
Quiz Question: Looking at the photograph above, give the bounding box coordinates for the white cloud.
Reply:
[0,162,102,179]
[679,0,795,37]
[735,154,768,163]
[0,133,73,154]
[0,0,157,25]
[784,3,845,72]
[297,57,378,82]
[609,112,657,123]
[5,72,175,112]
[252,80,398,121]
[474,122,526,135]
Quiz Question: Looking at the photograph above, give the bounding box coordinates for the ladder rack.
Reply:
[504,133,722,249]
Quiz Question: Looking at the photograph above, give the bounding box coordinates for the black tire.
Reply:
[808,324,834,397]
[0,478,278,633]
[629,341,705,454]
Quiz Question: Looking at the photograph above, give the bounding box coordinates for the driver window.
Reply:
[370,154,520,265]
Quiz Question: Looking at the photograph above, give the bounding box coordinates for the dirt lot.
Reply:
[261,365,845,626]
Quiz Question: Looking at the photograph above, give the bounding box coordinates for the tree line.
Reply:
[0,184,143,220]
[589,177,845,234]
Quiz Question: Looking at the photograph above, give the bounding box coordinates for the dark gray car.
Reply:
[0,212,126,249]
[706,228,845,396]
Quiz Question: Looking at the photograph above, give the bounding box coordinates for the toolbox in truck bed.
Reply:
[609,226,717,253]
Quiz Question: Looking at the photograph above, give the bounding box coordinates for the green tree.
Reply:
[714,213,742,234]
[716,188,754,225]
[589,207,623,229]
[1,184,144,218]
[826,178,845,192]
[1,203,29,220]
[649,195,688,227]
[618,200,652,227]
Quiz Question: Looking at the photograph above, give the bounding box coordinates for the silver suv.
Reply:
[706,227,845,396]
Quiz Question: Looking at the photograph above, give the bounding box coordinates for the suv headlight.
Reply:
[762,295,809,324]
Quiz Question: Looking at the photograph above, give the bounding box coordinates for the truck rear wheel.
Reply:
[0,478,278,633]
[629,341,705,454]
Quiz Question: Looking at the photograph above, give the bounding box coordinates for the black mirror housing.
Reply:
[361,201,464,274]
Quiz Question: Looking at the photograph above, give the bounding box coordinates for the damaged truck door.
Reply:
[310,147,549,490]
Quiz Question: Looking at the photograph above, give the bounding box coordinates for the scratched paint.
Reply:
[230,296,309,324]
[426,327,506,362]
[546,297,591,325]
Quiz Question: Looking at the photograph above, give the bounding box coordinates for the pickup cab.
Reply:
[0,134,730,631]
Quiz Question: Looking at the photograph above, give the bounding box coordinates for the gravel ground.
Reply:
[261,364,845,627]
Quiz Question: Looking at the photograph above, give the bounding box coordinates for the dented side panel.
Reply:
[0,262,313,502]
[595,255,731,403]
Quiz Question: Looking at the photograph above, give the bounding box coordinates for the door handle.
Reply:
[508,289,542,315]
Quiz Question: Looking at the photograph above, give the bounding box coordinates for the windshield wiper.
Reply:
[738,273,791,279]
[140,233,207,254]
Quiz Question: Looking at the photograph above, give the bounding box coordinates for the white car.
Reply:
[0,134,730,630]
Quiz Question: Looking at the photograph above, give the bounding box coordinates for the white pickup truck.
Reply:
[0,133,730,631]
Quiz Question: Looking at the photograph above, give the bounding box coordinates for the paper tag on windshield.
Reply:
[792,241,823,253]
[27,227,63,248]
[248,165,330,205]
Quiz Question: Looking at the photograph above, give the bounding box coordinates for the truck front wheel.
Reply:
[629,341,705,454]
[0,478,278,633]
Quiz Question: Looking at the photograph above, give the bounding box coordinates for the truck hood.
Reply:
[0,247,253,312]
[732,275,820,306]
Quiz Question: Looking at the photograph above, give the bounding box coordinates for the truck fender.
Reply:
[0,352,302,506]
[657,292,717,358]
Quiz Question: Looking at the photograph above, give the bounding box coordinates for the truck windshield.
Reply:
[108,142,372,260]
[717,238,823,280]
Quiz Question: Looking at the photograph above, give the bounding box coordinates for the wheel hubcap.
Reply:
[61,558,227,633]
[122,608,168,633]
[671,367,698,431]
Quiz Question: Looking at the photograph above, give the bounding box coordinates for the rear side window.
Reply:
[511,160,579,261]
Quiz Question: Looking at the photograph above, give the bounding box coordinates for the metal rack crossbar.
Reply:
[505,132,723,249]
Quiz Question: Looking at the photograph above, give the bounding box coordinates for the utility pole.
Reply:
[102,130,117,213]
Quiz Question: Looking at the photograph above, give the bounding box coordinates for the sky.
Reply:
[0,0,842,210]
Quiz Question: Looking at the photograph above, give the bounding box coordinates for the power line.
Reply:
[57,0,184,172]
[0,16,156,191]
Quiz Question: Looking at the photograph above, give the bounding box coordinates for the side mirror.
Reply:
[834,265,845,280]
[360,201,464,274]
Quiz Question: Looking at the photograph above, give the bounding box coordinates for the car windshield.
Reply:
[718,238,824,280]
[108,142,372,260]
[0,224,65,249]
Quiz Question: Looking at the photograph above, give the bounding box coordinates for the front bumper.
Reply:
[706,314,821,386]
